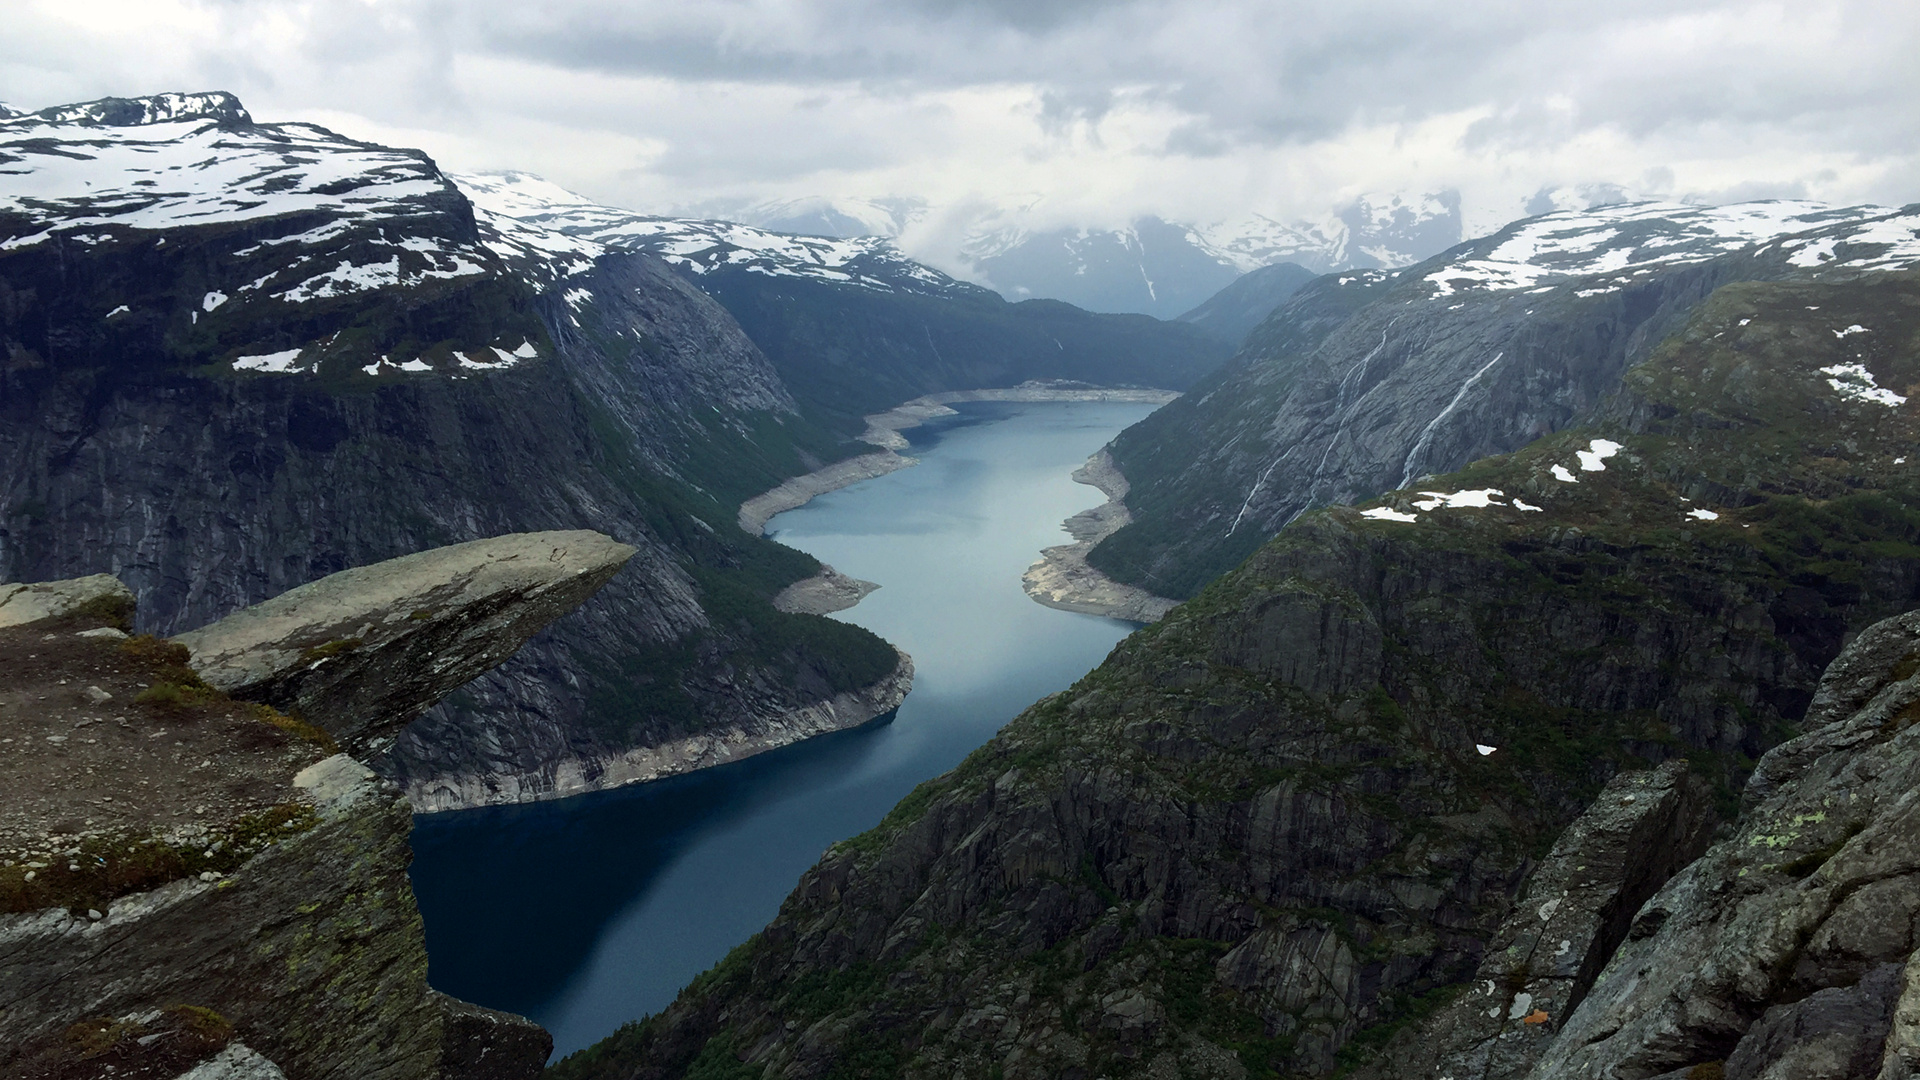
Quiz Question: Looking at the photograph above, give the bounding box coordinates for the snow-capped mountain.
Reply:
[1418,200,1916,298]
[455,172,980,301]
[953,192,1463,319]
[1090,195,1920,597]
[724,195,928,240]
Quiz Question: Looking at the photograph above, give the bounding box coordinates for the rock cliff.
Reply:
[548,272,1920,1079]
[0,92,905,810]
[1,535,631,1077]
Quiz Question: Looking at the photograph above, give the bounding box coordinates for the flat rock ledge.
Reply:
[405,648,914,812]
[1022,449,1180,623]
[773,564,880,616]
[737,382,1181,537]
[0,573,133,629]
[174,531,636,756]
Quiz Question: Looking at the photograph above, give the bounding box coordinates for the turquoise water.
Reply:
[408,400,1158,1057]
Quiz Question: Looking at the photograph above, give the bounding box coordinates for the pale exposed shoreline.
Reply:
[1021,449,1182,624]
[406,648,914,812]
[737,382,1182,537]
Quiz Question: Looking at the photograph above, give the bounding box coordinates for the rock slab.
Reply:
[0,573,133,628]
[174,531,635,755]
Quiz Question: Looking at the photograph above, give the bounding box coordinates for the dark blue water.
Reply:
[408,401,1158,1057]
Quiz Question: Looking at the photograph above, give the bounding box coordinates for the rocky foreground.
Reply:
[1,531,627,1079]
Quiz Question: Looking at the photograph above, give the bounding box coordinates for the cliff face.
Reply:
[0,94,903,809]
[1,535,633,1078]
[1090,203,1920,600]
[549,274,1920,1079]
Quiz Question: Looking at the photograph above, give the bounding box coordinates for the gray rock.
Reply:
[175,1042,289,1080]
[433,991,553,1080]
[0,573,133,628]
[174,531,635,755]
[1353,761,1718,1080]
[1530,608,1920,1080]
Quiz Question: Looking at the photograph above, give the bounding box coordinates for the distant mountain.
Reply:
[461,172,1233,425]
[1089,198,1920,598]
[957,192,1462,318]
[729,195,928,240]
[1174,261,1320,345]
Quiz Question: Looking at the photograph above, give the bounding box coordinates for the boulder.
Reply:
[0,573,133,628]
[174,531,635,756]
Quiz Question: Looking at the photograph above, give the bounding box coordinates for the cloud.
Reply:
[2,0,1916,257]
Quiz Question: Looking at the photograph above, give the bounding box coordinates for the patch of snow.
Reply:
[1412,488,1505,510]
[1739,318,1751,326]
[1512,498,1543,512]
[1476,744,1498,756]
[1576,439,1623,472]
[1550,464,1579,483]
[231,348,302,373]
[1820,363,1908,407]
[512,340,537,358]
[563,287,593,309]
[396,358,432,373]
[1834,324,1869,338]
[104,304,129,318]
[1686,508,1720,521]
[202,290,227,312]
[1897,456,1908,465]
[1361,506,1419,523]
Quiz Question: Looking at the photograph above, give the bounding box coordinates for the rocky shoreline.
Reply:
[402,648,914,812]
[737,383,1181,536]
[1021,449,1181,623]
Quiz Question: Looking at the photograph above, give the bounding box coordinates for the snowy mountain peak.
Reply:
[453,171,978,299]
[1420,199,1919,298]
[22,91,252,128]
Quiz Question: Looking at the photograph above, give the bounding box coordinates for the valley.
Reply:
[6,83,1920,1080]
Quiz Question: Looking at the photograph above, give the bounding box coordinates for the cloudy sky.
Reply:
[5,0,1918,250]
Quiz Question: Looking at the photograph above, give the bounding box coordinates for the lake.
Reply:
[407,400,1160,1058]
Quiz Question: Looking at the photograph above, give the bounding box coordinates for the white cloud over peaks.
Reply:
[2,0,1917,261]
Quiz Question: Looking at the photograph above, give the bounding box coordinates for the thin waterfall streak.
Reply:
[1398,352,1505,490]
[1225,318,1398,539]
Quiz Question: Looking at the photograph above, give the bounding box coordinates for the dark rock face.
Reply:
[435,992,555,1080]
[1533,608,1920,1080]
[1090,204,1920,600]
[175,530,635,756]
[549,274,1920,1080]
[1350,761,1718,1080]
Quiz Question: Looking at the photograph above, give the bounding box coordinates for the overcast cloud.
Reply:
[4,0,1917,261]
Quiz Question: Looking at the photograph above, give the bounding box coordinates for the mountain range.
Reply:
[0,91,1217,814]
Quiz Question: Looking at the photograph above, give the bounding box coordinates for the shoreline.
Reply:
[737,382,1182,537]
[404,648,913,813]
[1021,449,1181,623]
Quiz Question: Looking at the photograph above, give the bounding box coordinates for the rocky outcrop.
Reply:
[1021,449,1179,622]
[403,648,912,812]
[0,573,133,629]
[1352,761,1718,1080]
[1531,608,1920,1080]
[772,564,880,616]
[175,531,635,755]
[0,547,626,1077]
